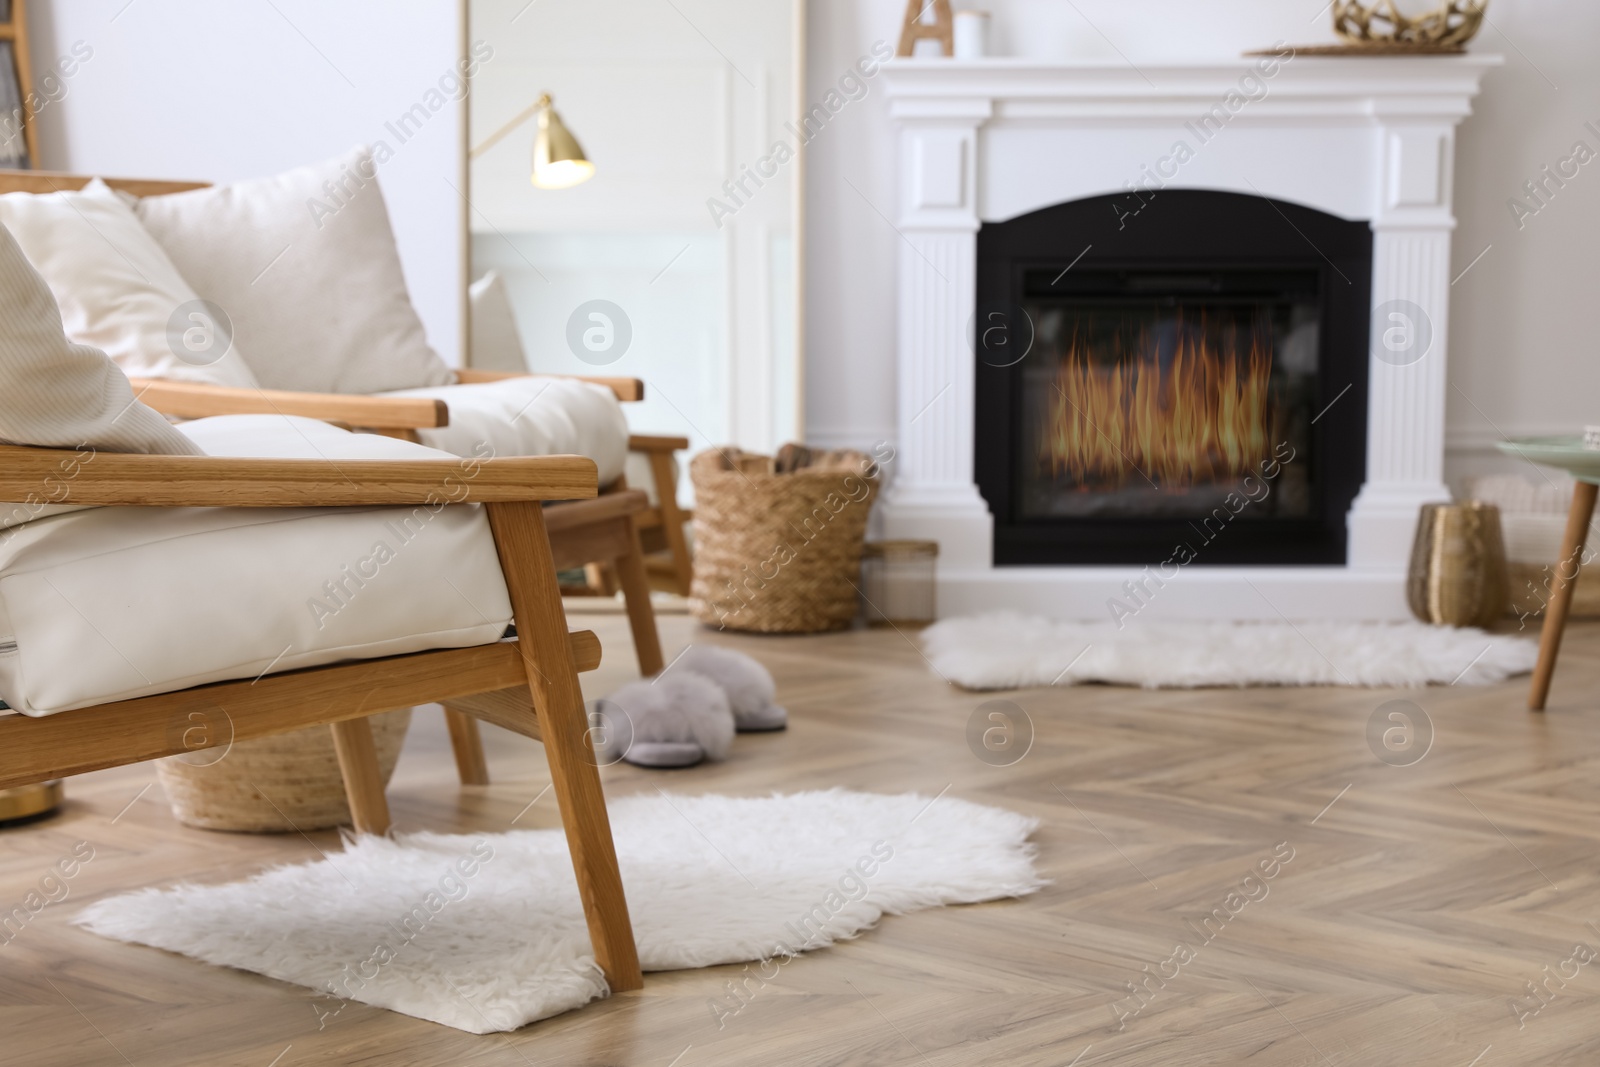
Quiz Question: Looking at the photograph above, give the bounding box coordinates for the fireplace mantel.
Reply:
[879,54,1500,620]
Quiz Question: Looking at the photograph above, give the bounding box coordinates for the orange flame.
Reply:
[1040,327,1276,490]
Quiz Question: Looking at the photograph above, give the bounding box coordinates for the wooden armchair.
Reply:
[0,442,643,993]
[0,169,691,791]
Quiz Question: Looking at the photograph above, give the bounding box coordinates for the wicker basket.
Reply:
[689,446,879,632]
[155,709,412,832]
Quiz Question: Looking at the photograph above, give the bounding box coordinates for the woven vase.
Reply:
[1406,502,1509,627]
[155,709,412,832]
[689,447,879,633]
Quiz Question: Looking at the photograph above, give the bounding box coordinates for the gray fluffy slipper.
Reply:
[671,645,788,732]
[593,646,788,769]
[595,671,734,769]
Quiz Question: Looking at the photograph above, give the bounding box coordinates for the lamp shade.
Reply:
[533,94,594,189]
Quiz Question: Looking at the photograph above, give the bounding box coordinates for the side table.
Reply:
[1497,437,1600,709]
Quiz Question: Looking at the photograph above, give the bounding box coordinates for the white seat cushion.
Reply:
[379,376,630,487]
[0,415,512,716]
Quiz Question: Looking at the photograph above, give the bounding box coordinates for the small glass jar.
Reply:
[859,540,938,627]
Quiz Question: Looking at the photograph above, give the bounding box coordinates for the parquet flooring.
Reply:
[2,612,1598,1065]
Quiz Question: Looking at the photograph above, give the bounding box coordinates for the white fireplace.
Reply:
[878,54,1500,620]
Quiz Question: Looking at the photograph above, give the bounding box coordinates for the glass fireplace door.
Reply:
[1017,269,1320,524]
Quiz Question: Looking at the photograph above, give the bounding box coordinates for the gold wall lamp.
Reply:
[470,92,594,189]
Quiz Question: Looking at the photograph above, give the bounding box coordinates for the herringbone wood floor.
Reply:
[3,612,1599,1066]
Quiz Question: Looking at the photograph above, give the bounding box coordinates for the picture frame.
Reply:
[0,0,37,169]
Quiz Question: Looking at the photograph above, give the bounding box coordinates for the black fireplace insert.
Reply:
[974,190,1371,566]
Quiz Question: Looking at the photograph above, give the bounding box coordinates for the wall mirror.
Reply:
[465,0,804,462]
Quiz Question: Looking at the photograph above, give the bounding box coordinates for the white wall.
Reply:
[22,0,1595,468]
[803,0,1600,493]
[27,0,464,362]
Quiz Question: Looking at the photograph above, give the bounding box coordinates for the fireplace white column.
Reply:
[881,100,994,568]
[879,56,1501,619]
[1347,121,1460,567]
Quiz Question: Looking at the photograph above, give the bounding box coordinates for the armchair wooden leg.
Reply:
[486,500,643,993]
[645,449,693,596]
[442,705,490,785]
[329,717,391,835]
[1529,480,1598,711]
[615,523,665,677]
[583,561,620,597]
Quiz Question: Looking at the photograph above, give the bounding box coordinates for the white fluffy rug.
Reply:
[75,790,1041,1033]
[923,613,1539,690]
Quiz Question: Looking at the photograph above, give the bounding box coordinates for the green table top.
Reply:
[1498,436,1600,484]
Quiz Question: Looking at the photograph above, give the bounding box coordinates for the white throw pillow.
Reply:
[0,179,260,388]
[468,270,529,373]
[136,146,455,395]
[0,218,201,510]
[0,216,204,534]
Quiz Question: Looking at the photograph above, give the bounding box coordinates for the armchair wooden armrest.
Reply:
[0,444,597,508]
[453,367,644,403]
[628,433,690,453]
[129,378,450,430]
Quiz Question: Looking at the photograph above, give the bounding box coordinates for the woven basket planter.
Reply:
[155,709,412,832]
[689,446,879,633]
[1406,502,1509,628]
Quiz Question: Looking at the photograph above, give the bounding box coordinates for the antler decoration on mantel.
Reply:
[1331,0,1487,49]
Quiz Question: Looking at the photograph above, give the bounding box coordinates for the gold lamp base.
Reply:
[0,782,63,825]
